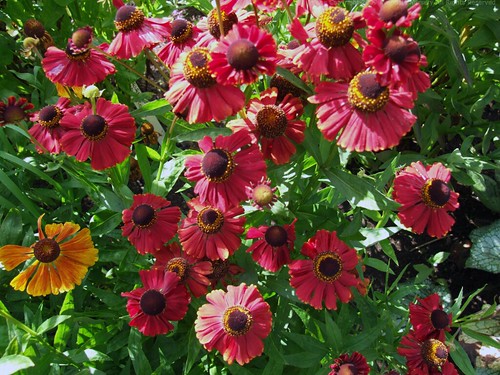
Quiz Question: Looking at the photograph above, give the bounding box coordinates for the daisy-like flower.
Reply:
[108,4,169,59]
[184,130,267,210]
[363,0,422,31]
[398,331,459,375]
[392,161,460,238]
[207,259,244,288]
[153,242,212,298]
[28,97,71,154]
[228,88,306,165]
[409,294,452,342]
[245,177,277,210]
[289,229,360,310]
[289,8,365,80]
[121,269,190,337]
[246,219,296,272]
[156,18,201,68]
[178,197,245,261]
[42,27,116,87]
[329,352,371,375]
[295,0,340,17]
[195,283,272,365]
[0,215,98,297]
[308,70,416,152]
[59,97,136,170]
[164,47,245,124]
[122,194,181,254]
[209,23,277,85]
[0,96,34,126]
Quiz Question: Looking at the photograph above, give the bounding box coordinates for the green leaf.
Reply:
[276,66,314,95]
[413,264,433,283]
[173,127,231,142]
[0,355,35,374]
[64,349,111,364]
[0,209,23,246]
[447,335,475,375]
[466,220,500,273]
[359,227,400,248]
[134,144,153,192]
[54,291,74,351]
[183,325,201,375]
[468,172,500,213]
[324,310,342,350]
[89,210,123,236]
[461,327,500,349]
[128,328,152,375]
[36,315,72,335]
[0,169,41,218]
[131,99,171,117]
[364,258,394,275]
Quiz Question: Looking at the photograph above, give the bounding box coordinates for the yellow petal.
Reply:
[53,222,80,243]
[26,264,53,296]
[60,229,98,267]
[43,223,64,239]
[0,245,33,270]
[53,257,89,292]
[10,262,38,292]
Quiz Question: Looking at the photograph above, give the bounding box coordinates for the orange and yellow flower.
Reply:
[0,215,98,297]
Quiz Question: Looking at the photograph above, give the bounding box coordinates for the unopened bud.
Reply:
[23,37,39,49]
[82,85,103,99]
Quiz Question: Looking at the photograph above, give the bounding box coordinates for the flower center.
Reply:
[183,48,216,88]
[227,39,259,71]
[348,72,390,112]
[140,289,166,316]
[33,238,61,263]
[421,339,448,367]
[201,148,234,182]
[252,184,274,206]
[115,5,145,32]
[132,204,157,228]
[383,35,420,64]
[38,105,63,128]
[338,364,357,375]
[313,252,342,282]
[223,306,253,336]
[197,207,224,234]
[208,259,229,282]
[421,179,451,208]
[256,105,288,138]
[80,114,108,141]
[265,225,288,247]
[207,9,238,40]
[431,309,450,330]
[316,7,354,48]
[3,105,26,124]
[170,18,193,44]
[71,28,92,49]
[166,257,189,280]
[65,42,90,61]
[379,0,408,23]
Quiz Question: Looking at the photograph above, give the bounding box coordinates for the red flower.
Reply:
[392,162,459,238]
[153,242,212,298]
[121,269,190,336]
[108,4,169,59]
[289,229,360,310]
[42,27,115,87]
[196,9,255,48]
[207,259,244,289]
[245,177,277,210]
[195,283,272,365]
[308,71,416,152]
[363,0,421,31]
[246,219,296,272]
[209,23,277,85]
[295,0,340,17]
[156,18,201,68]
[122,194,181,255]
[409,294,452,342]
[59,98,136,170]
[228,88,306,165]
[184,130,267,210]
[164,47,245,124]
[0,96,34,126]
[329,352,371,375]
[178,198,245,261]
[398,331,459,375]
[28,97,71,154]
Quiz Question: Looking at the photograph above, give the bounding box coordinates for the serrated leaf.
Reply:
[0,355,34,374]
[466,220,500,273]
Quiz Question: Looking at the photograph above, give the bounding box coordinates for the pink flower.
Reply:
[363,0,421,31]
[156,18,201,68]
[245,177,278,210]
[329,352,371,375]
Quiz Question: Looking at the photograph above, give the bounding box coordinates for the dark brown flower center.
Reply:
[38,105,63,128]
[208,259,229,282]
[421,339,448,367]
[24,19,45,38]
[65,42,90,60]
[33,238,61,263]
[132,204,156,227]
[166,257,188,280]
[115,5,145,32]
[223,306,253,336]
[316,7,354,48]
[3,105,27,124]
[265,225,288,247]
[314,252,342,282]
[383,35,420,64]
[140,289,166,316]
[80,114,108,141]
[72,28,92,49]
[197,207,224,234]
[422,179,451,208]
[338,364,357,375]
[170,18,193,44]
[183,48,216,88]
[256,105,288,138]
[431,309,450,330]
[208,9,238,40]
[270,74,305,102]
[227,39,259,71]
[201,148,234,182]
[379,0,408,23]
[348,72,390,112]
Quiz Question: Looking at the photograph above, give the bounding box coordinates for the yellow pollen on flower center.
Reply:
[223,306,253,336]
[166,257,188,280]
[207,9,238,39]
[197,207,224,234]
[38,105,63,128]
[313,252,343,282]
[256,105,288,138]
[80,114,108,141]
[65,42,91,61]
[33,238,61,263]
[183,48,216,88]
[115,6,145,32]
[316,7,355,48]
[421,179,451,208]
[170,18,193,44]
[348,72,390,112]
[421,339,448,367]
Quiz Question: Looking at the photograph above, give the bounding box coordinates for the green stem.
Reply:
[155,116,178,182]
[214,0,226,39]
[144,49,170,84]
[281,0,294,22]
